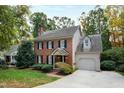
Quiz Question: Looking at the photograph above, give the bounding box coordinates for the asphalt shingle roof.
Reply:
[34,26,79,41]
[4,45,19,56]
[77,34,102,53]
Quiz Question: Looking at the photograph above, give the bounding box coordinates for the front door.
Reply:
[55,55,62,63]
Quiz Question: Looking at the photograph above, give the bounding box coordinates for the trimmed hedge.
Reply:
[31,64,53,73]
[116,64,124,72]
[101,60,116,71]
[0,65,8,70]
[41,64,53,72]
[56,62,73,75]
[101,48,124,62]
[0,59,5,65]
[31,64,43,70]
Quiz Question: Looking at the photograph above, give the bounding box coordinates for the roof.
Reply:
[4,45,19,56]
[77,34,102,53]
[51,48,69,56]
[34,26,79,41]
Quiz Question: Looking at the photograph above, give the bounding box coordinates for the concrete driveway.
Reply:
[35,70,124,88]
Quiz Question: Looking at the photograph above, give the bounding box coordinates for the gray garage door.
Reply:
[76,58,96,71]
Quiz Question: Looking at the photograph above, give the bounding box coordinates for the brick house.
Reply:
[34,26,102,71]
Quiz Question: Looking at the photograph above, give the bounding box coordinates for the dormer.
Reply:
[83,36,91,52]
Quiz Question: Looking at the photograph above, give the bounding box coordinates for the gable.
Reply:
[51,48,69,55]
[76,34,102,53]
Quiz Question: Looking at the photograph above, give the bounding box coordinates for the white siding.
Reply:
[72,29,82,66]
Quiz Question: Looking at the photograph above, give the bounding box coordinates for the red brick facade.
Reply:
[34,38,73,66]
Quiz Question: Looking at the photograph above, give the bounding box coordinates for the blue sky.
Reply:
[30,5,96,25]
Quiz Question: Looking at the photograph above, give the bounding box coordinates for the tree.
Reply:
[80,6,111,50]
[53,16,75,29]
[0,5,17,50]
[14,5,31,42]
[30,12,48,37]
[0,5,31,51]
[105,5,124,47]
[47,18,56,30]
[15,41,34,68]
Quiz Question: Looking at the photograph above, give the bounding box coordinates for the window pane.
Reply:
[38,56,41,63]
[85,40,88,43]
[39,42,42,49]
[48,56,52,64]
[48,41,52,49]
[60,40,65,48]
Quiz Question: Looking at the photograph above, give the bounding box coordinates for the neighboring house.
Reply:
[34,26,102,71]
[4,45,19,64]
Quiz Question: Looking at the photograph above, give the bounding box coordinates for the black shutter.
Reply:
[52,56,53,65]
[64,56,65,62]
[65,40,67,48]
[46,56,48,64]
[37,42,39,49]
[47,41,48,49]
[37,56,38,63]
[41,56,43,64]
[52,41,54,48]
[42,42,43,49]
[58,40,60,48]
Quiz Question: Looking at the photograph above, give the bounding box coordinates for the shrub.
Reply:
[41,64,53,73]
[31,64,43,70]
[101,48,124,62]
[0,59,5,65]
[15,41,34,68]
[116,64,124,72]
[0,65,8,70]
[101,60,116,71]
[55,62,73,75]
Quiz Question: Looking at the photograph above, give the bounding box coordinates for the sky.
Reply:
[30,5,96,25]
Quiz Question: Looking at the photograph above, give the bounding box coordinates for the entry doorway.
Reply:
[55,55,62,63]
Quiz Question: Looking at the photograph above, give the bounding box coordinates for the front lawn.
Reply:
[0,68,59,88]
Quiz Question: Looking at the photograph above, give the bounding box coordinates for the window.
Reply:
[37,56,43,64]
[85,39,88,46]
[47,55,53,65]
[37,42,43,49]
[47,41,53,49]
[59,40,67,48]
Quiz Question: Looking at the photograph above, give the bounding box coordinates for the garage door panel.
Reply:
[76,58,96,71]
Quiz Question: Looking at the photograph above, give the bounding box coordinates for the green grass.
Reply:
[0,68,59,88]
[118,72,124,76]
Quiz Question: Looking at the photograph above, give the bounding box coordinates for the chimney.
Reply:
[38,27,45,36]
